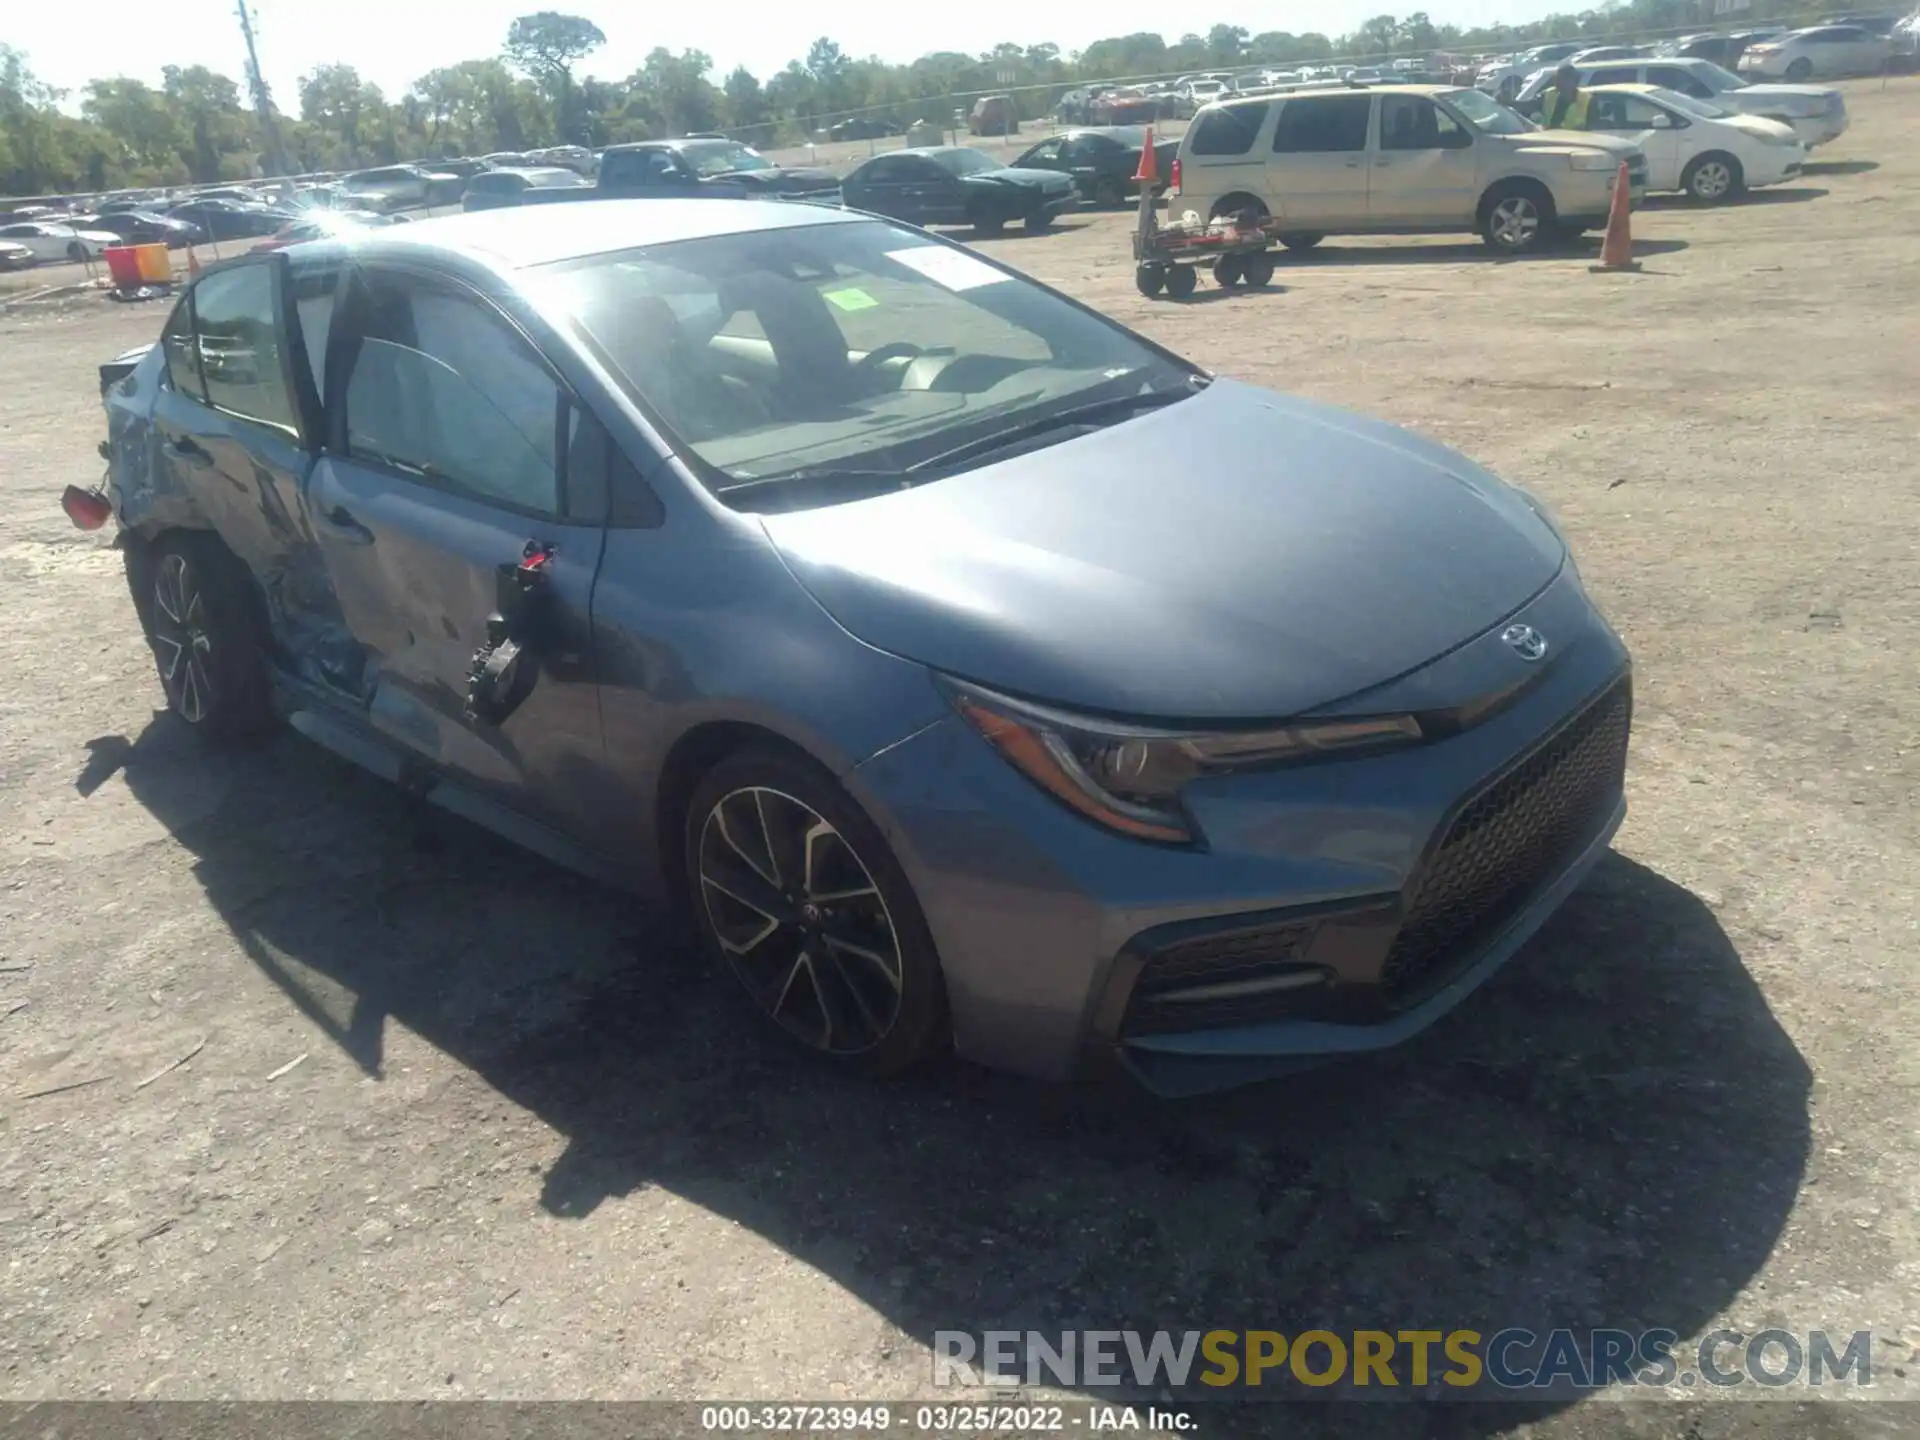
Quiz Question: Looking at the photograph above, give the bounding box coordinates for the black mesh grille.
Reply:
[1381,680,1631,999]
[1123,920,1323,1036]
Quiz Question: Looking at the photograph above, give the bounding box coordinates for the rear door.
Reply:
[304,262,610,834]
[1183,101,1271,214]
[148,254,343,653]
[1373,93,1481,225]
[1267,94,1374,227]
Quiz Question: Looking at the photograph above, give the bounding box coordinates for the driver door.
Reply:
[303,262,612,839]
[1585,92,1685,189]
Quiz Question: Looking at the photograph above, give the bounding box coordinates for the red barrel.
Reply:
[102,246,144,289]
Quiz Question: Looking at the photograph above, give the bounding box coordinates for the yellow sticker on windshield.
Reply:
[824,287,879,312]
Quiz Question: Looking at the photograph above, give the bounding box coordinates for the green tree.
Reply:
[299,64,384,165]
[161,65,252,181]
[1207,24,1249,62]
[504,12,606,141]
[82,78,185,180]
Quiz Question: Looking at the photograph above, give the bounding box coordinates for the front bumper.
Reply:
[1747,149,1807,188]
[848,564,1633,1094]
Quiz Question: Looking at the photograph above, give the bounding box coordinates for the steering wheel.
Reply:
[854,341,925,374]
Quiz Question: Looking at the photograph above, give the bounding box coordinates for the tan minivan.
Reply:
[1171,83,1647,255]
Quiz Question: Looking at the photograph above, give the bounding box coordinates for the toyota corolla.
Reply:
[68,200,1631,1095]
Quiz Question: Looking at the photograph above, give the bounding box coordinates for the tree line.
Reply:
[0,0,1866,196]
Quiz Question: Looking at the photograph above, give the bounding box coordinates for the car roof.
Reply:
[1586,82,1664,93]
[354,197,859,271]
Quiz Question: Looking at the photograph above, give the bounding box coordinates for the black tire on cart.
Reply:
[1135,265,1166,298]
[1164,264,1198,299]
[1240,252,1277,288]
[1213,254,1242,287]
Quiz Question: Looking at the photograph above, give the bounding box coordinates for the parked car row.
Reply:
[1509,55,1850,149]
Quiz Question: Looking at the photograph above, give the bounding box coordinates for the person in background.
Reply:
[1540,64,1591,129]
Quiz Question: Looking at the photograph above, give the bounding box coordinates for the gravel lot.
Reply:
[1,78,1916,1437]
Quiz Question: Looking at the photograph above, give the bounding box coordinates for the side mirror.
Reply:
[1648,111,1675,129]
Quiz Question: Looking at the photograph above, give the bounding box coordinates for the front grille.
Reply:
[1122,920,1323,1036]
[1380,680,1631,999]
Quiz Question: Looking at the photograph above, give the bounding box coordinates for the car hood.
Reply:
[1720,83,1842,116]
[1514,130,1642,158]
[967,166,1075,189]
[758,379,1564,720]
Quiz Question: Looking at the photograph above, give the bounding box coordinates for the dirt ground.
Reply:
[1,78,1917,1437]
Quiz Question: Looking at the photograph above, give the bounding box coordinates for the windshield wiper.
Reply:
[905,376,1208,474]
[717,467,919,510]
[717,376,1210,509]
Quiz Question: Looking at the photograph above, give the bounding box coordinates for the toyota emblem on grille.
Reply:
[1501,624,1549,662]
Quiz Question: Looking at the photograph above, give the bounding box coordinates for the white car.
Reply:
[0,239,34,269]
[1582,84,1805,201]
[1477,41,1587,100]
[1738,24,1892,78]
[0,222,120,263]
[1515,56,1850,148]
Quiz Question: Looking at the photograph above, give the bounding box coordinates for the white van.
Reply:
[1171,84,1647,255]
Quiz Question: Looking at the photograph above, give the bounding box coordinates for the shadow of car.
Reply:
[86,710,1811,1414]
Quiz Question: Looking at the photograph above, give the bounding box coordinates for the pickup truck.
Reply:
[519,137,843,208]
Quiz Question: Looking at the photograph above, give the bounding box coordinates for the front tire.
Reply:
[1682,152,1744,203]
[1480,182,1556,254]
[1094,176,1125,208]
[1279,231,1324,252]
[1024,206,1054,232]
[132,533,275,744]
[685,748,948,1076]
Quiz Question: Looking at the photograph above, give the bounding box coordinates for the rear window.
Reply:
[1187,103,1270,155]
[1273,94,1373,153]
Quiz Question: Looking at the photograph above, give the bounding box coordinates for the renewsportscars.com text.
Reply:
[933,1328,1875,1395]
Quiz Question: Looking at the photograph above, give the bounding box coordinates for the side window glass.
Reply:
[1028,140,1064,163]
[344,279,561,515]
[160,296,205,400]
[1189,103,1269,155]
[291,267,336,404]
[190,264,297,431]
[1590,66,1639,85]
[1273,95,1372,153]
[1381,96,1466,150]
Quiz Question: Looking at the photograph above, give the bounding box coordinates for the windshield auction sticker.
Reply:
[886,247,1009,291]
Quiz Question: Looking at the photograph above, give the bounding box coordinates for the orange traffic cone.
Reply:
[1589,162,1641,273]
[1134,127,1158,185]
[186,247,202,279]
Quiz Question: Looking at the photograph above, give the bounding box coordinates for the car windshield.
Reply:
[1653,87,1734,119]
[1693,61,1748,90]
[682,141,774,177]
[928,148,1001,177]
[1442,88,1535,134]
[531,218,1195,510]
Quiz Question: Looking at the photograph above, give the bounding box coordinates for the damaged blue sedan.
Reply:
[69,199,1631,1095]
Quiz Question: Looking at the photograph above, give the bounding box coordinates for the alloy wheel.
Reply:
[151,552,214,724]
[1692,160,1734,200]
[1489,196,1541,250]
[696,786,905,1055]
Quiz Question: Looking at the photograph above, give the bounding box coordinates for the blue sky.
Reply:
[17,0,1556,104]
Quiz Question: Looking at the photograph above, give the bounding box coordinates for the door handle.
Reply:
[1345,159,1365,168]
[316,504,374,546]
[167,436,215,468]
[1375,159,1393,167]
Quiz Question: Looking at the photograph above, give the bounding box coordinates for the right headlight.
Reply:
[1568,152,1622,171]
[947,681,1425,846]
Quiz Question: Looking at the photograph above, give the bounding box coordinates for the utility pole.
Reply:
[236,0,293,177]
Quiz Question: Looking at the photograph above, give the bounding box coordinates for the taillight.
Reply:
[61,485,112,531]
[1169,157,1183,193]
